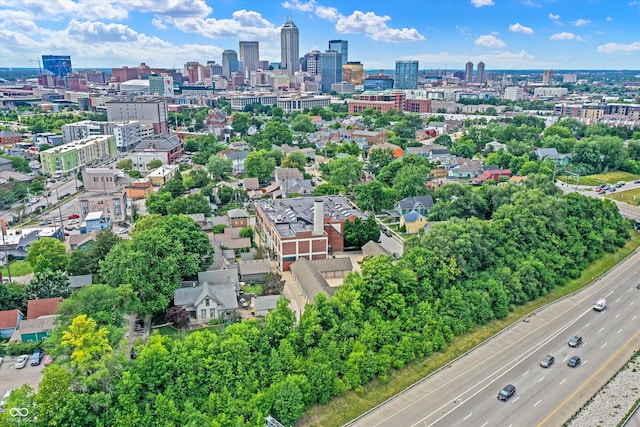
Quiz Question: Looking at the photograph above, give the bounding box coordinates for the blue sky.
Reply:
[1,0,639,71]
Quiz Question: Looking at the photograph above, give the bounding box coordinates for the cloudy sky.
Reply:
[1,0,639,71]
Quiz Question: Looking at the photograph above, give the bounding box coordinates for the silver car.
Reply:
[15,354,29,369]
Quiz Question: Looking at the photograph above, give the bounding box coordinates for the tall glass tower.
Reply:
[465,61,473,83]
[280,18,300,75]
[328,40,348,68]
[394,60,419,89]
[477,61,485,85]
[321,50,342,93]
[239,41,260,74]
[222,50,239,78]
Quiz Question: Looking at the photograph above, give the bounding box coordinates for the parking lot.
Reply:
[0,355,45,400]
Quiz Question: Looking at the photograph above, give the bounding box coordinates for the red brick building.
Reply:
[254,196,366,271]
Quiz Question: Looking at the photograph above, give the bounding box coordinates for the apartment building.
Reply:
[78,168,130,223]
[106,97,169,135]
[40,135,117,177]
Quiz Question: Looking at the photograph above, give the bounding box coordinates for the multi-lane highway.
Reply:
[348,249,640,427]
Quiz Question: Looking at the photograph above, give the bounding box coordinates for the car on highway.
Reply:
[593,298,607,311]
[67,213,80,219]
[540,354,555,368]
[637,282,640,289]
[567,355,581,368]
[635,180,640,184]
[568,335,583,347]
[497,384,516,401]
[15,354,29,369]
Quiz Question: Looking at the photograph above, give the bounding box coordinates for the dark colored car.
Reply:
[497,384,516,401]
[568,355,581,367]
[67,213,80,219]
[568,335,582,347]
[540,354,555,368]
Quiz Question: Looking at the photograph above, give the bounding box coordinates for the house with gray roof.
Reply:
[309,257,352,279]
[394,195,434,216]
[251,295,280,317]
[362,241,391,257]
[238,259,271,282]
[174,268,239,325]
[290,257,336,303]
[274,167,303,181]
[533,147,571,167]
[69,274,93,290]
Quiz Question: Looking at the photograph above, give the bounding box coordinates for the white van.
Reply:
[593,298,607,311]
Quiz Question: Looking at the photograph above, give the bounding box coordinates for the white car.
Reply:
[0,356,3,367]
[115,228,128,235]
[15,355,29,369]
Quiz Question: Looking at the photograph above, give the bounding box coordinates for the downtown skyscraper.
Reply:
[328,40,348,68]
[394,60,419,89]
[239,41,260,75]
[280,18,299,75]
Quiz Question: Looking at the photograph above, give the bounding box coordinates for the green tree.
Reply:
[62,314,112,370]
[262,272,285,295]
[354,181,398,213]
[231,112,250,135]
[290,114,315,133]
[26,237,69,273]
[146,191,173,215]
[366,148,394,176]
[27,269,71,299]
[117,159,134,172]
[161,176,186,198]
[187,167,211,188]
[147,159,163,170]
[313,183,343,196]
[257,118,292,148]
[67,250,93,276]
[245,150,277,184]
[207,155,234,180]
[326,156,363,190]
[36,364,72,426]
[392,165,429,198]
[167,194,212,216]
[281,151,307,171]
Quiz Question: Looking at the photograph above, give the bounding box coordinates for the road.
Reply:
[348,249,640,427]
[556,181,640,220]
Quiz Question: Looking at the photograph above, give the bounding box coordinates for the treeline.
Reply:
[2,185,629,427]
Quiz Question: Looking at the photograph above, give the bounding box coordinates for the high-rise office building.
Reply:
[477,61,485,84]
[303,50,322,75]
[206,61,223,76]
[239,41,260,75]
[542,69,554,85]
[328,40,348,67]
[42,55,73,78]
[280,18,300,75]
[258,60,270,71]
[342,62,364,85]
[321,50,342,93]
[148,75,174,97]
[465,61,473,83]
[394,60,419,89]
[184,62,204,84]
[222,50,239,78]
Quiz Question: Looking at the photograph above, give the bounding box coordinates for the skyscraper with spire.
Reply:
[280,17,299,75]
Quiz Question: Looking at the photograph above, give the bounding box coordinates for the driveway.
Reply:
[0,355,45,400]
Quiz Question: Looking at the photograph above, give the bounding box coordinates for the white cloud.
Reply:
[606,17,614,22]
[475,34,506,48]
[335,11,424,42]
[597,41,640,54]
[522,0,541,6]
[550,32,584,41]
[548,13,560,20]
[167,10,279,39]
[67,20,139,43]
[509,23,534,35]
[281,0,316,12]
[152,18,167,30]
[572,19,591,26]
[471,0,494,7]
[315,6,339,21]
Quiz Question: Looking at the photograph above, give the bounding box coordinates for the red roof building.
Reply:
[27,297,64,320]
[472,169,513,185]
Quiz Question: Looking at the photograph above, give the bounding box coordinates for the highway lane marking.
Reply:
[534,399,542,407]
[481,422,488,427]
[560,378,566,385]
[522,370,530,377]
[512,397,520,403]
[562,357,568,363]
[538,321,640,426]
[585,322,591,328]
[615,297,621,303]
[617,329,623,334]
[630,301,634,306]
[376,252,640,427]
[599,327,604,332]
[616,313,620,318]
[601,342,607,349]
[633,315,637,320]
[538,376,545,382]
[582,360,588,366]
[463,413,472,421]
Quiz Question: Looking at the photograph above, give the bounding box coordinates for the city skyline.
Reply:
[0,0,639,71]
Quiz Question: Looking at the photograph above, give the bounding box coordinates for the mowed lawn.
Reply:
[1,260,33,278]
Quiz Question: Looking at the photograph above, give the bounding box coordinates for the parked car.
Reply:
[0,389,12,412]
[31,349,43,366]
[15,354,29,369]
[568,335,583,347]
[540,354,555,368]
[568,355,581,367]
[43,354,54,366]
[115,228,128,235]
[497,384,516,401]
[67,213,80,219]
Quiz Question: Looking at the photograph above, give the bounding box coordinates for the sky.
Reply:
[1,0,639,71]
